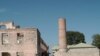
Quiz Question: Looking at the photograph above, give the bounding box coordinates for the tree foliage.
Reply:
[92,34,100,49]
[67,31,86,45]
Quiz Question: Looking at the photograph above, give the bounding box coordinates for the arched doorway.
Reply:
[2,52,11,56]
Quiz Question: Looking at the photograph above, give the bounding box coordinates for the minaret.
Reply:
[58,18,67,51]
[54,17,67,56]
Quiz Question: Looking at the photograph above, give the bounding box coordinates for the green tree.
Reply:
[92,34,100,49]
[67,31,86,45]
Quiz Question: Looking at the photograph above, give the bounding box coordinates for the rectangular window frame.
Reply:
[17,33,24,44]
[1,33,9,45]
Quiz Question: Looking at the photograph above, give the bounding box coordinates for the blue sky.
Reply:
[0,0,100,48]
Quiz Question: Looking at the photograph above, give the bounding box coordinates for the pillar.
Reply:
[58,18,67,51]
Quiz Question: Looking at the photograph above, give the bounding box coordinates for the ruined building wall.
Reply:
[0,29,37,56]
[0,22,48,56]
[37,30,49,56]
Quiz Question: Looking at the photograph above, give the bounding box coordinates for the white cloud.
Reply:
[0,8,6,13]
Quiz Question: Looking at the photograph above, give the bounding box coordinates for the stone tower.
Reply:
[54,18,67,56]
[58,18,67,51]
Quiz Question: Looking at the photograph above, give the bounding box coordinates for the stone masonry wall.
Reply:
[0,28,38,56]
[67,48,99,56]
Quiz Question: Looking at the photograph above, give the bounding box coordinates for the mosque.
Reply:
[52,18,100,56]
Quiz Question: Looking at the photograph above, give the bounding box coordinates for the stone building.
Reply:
[52,43,100,56]
[53,18,100,56]
[0,22,49,56]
